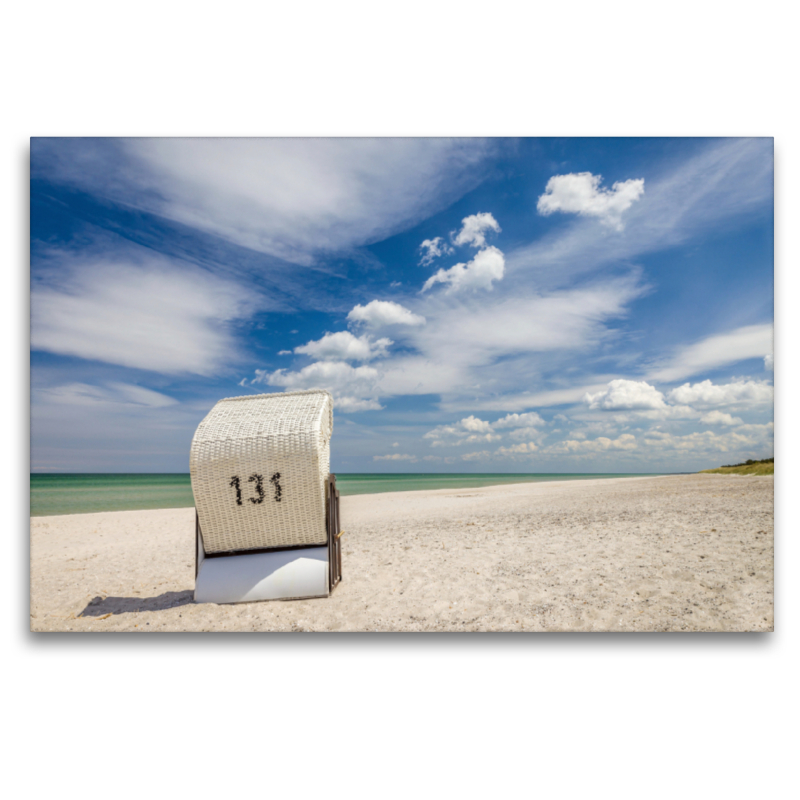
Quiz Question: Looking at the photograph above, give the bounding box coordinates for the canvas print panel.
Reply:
[29,137,774,631]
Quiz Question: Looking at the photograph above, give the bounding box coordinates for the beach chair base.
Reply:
[195,544,330,604]
[193,474,342,604]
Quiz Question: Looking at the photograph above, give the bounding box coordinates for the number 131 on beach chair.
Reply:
[190,390,343,604]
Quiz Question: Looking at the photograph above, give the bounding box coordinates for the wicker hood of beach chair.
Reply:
[190,389,334,554]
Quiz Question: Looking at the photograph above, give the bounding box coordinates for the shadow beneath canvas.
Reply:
[79,590,195,617]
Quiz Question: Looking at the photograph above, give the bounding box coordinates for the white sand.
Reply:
[30,474,773,632]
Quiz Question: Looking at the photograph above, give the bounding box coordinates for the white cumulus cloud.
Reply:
[764,353,774,371]
[423,412,547,449]
[419,237,454,266]
[537,172,644,230]
[667,379,774,408]
[584,379,667,411]
[548,433,637,454]
[256,361,382,412]
[347,300,426,328]
[461,450,491,461]
[294,331,392,362]
[700,410,744,426]
[582,379,700,421]
[643,426,773,454]
[447,433,502,447]
[461,415,493,432]
[423,415,503,447]
[373,453,418,462]
[422,245,505,293]
[452,212,501,248]
[496,442,538,455]
[492,411,545,429]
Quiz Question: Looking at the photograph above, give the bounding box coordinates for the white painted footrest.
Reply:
[195,547,330,604]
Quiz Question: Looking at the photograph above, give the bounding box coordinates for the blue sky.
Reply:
[30,137,773,473]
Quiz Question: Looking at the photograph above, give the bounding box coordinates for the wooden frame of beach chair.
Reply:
[190,390,342,604]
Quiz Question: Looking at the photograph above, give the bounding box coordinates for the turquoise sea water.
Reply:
[30,472,662,517]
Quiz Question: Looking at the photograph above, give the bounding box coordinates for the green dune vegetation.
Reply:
[700,457,774,475]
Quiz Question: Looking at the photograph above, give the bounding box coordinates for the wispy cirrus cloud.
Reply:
[38,382,178,408]
[33,138,498,266]
[31,250,258,375]
[256,270,648,413]
[29,376,210,472]
[646,323,773,382]
[405,271,646,383]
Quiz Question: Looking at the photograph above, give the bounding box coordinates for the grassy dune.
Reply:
[700,458,774,475]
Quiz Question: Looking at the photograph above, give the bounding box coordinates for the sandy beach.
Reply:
[30,474,774,632]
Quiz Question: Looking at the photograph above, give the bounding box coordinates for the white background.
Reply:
[4,3,796,798]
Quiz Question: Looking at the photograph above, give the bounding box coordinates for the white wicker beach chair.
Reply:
[190,389,342,604]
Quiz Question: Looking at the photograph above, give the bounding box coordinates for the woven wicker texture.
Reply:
[190,390,333,553]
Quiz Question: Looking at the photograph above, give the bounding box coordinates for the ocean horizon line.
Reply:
[30,471,672,517]
[30,470,674,476]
